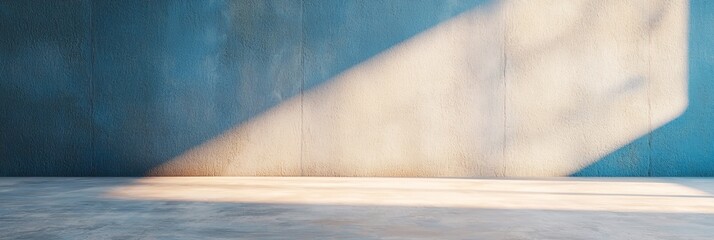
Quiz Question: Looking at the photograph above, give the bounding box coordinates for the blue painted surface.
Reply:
[0,0,94,176]
[303,0,490,88]
[0,0,484,176]
[90,0,303,175]
[574,0,714,176]
[0,0,711,176]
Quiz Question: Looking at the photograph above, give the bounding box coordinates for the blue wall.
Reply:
[1,0,94,175]
[1,0,303,175]
[89,0,304,176]
[574,0,714,176]
[1,0,712,176]
[0,0,485,176]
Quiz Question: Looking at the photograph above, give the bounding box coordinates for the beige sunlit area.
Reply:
[152,0,688,177]
[106,177,714,214]
[1,0,713,239]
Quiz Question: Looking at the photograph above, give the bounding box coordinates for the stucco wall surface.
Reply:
[1,0,712,176]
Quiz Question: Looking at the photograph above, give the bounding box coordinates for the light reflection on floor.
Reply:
[2,177,713,239]
[105,177,714,213]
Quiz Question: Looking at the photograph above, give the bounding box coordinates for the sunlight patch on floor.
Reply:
[105,177,714,214]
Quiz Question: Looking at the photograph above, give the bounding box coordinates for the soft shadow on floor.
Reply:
[1,177,713,239]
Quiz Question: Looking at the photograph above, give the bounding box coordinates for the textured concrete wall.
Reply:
[1,0,712,176]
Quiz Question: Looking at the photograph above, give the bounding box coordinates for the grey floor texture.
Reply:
[1,177,713,240]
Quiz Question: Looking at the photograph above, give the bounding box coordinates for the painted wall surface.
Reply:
[0,0,712,176]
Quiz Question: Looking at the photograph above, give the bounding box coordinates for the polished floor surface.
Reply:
[1,177,713,239]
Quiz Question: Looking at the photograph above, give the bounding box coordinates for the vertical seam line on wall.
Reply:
[646,1,653,177]
[501,3,508,177]
[299,0,305,176]
[89,0,96,175]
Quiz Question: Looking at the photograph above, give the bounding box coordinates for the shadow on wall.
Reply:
[151,0,499,176]
[89,0,306,176]
[574,0,714,176]
[0,1,94,176]
[0,0,489,176]
[155,0,695,176]
[0,0,708,176]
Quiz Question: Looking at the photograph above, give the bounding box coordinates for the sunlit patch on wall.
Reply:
[150,0,689,177]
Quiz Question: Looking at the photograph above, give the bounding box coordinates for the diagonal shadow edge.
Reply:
[146,1,498,176]
[574,0,713,177]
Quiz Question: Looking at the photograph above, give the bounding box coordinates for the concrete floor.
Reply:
[1,177,713,239]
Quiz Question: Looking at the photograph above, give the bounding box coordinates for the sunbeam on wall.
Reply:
[149,0,689,176]
[504,0,688,176]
